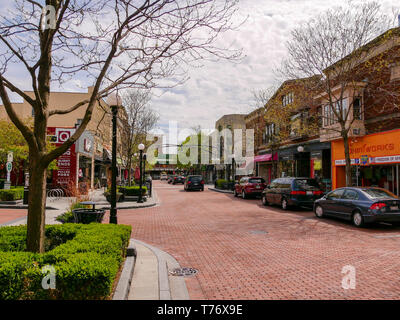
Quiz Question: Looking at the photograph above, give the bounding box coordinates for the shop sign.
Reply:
[47,127,77,186]
[336,155,400,166]
[360,155,369,165]
[370,155,400,164]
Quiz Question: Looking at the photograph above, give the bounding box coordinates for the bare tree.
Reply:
[120,89,158,186]
[0,0,241,252]
[280,1,399,187]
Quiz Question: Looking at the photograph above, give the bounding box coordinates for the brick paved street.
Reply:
[116,180,400,299]
[0,209,27,225]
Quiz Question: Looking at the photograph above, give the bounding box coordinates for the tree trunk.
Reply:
[343,131,352,187]
[26,155,47,253]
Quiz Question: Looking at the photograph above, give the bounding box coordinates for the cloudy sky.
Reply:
[1,0,398,135]
[150,0,398,133]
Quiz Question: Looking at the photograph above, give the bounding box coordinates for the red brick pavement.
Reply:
[114,181,400,300]
[0,209,27,225]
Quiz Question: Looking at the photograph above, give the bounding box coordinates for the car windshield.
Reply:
[249,178,265,184]
[362,188,397,199]
[294,179,320,189]
[189,176,202,181]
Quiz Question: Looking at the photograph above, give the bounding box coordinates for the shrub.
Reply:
[121,186,147,196]
[0,188,24,201]
[0,223,131,300]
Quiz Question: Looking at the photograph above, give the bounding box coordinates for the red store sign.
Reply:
[47,127,77,186]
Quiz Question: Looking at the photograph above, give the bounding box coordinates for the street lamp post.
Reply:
[107,94,121,224]
[137,143,145,203]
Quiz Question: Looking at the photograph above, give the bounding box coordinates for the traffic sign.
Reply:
[6,162,12,173]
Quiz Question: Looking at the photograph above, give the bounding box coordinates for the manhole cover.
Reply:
[250,230,268,235]
[169,267,198,277]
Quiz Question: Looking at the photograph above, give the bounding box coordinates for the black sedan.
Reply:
[314,187,400,227]
[184,175,204,191]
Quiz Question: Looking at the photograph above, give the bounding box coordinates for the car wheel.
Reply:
[233,189,238,197]
[242,190,247,199]
[262,195,268,206]
[315,205,324,218]
[281,198,288,210]
[201,188,204,192]
[352,211,364,228]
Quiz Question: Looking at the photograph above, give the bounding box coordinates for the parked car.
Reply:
[234,177,266,199]
[160,173,168,181]
[314,187,400,227]
[262,177,324,210]
[172,175,185,185]
[184,175,205,191]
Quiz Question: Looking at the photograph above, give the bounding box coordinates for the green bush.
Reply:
[0,188,24,201]
[109,186,147,196]
[0,223,131,300]
[123,186,147,196]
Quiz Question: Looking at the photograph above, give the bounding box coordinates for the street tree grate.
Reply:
[169,267,198,277]
[250,230,268,235]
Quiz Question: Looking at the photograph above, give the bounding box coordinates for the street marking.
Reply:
[373,234,400,239]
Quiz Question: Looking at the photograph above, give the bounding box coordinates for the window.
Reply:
[282,92,294,107]
[294,179,321,189]
[327,189,345,200]
[353,97,362,120]
[249,178,265,184]
[265,124,275,142]
[362,188,396,199]
[323,99,348,126]
[342,189,359,200]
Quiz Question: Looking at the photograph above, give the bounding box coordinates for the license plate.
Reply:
[256,186,260,189]
[390,206,399,211]
[306,191,313,195]
[194,183,198,185]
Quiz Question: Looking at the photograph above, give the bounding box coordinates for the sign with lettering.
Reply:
[47,127,77,186]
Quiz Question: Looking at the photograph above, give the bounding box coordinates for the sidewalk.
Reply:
[125,239,190,300]
[0,188,159,226]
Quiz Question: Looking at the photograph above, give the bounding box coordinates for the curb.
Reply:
[99,188,160,210]
[113,239,137,300]
[0,205,57,210]
[208,187,234,194]
[131,239,190,300]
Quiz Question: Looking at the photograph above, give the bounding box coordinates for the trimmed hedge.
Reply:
[0,223,131,300]
[0,188,24,201]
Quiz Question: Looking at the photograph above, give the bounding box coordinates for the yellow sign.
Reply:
[314,160,322,171]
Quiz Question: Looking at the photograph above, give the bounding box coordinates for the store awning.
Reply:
[254,153,278,162]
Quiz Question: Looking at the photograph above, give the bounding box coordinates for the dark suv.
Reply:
[261,177,324,210]
[184,175,205,191]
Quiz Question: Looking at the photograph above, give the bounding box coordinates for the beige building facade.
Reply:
[0,86,127,191]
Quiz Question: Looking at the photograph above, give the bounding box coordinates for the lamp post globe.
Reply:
[138,143,145,151]
[297,146,304,153]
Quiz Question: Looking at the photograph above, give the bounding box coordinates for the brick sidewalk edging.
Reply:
[207,187,234,194]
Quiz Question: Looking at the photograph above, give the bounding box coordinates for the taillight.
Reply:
[201,180,205,184]
[313,191,323,195]
[291,191,306,195]
[187,181,191,184]
[370,203,386,210]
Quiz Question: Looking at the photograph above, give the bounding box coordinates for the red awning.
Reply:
[254,153,278,162]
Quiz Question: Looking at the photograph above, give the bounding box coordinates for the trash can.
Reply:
[23,187,29,204]
[72,208,105,224]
